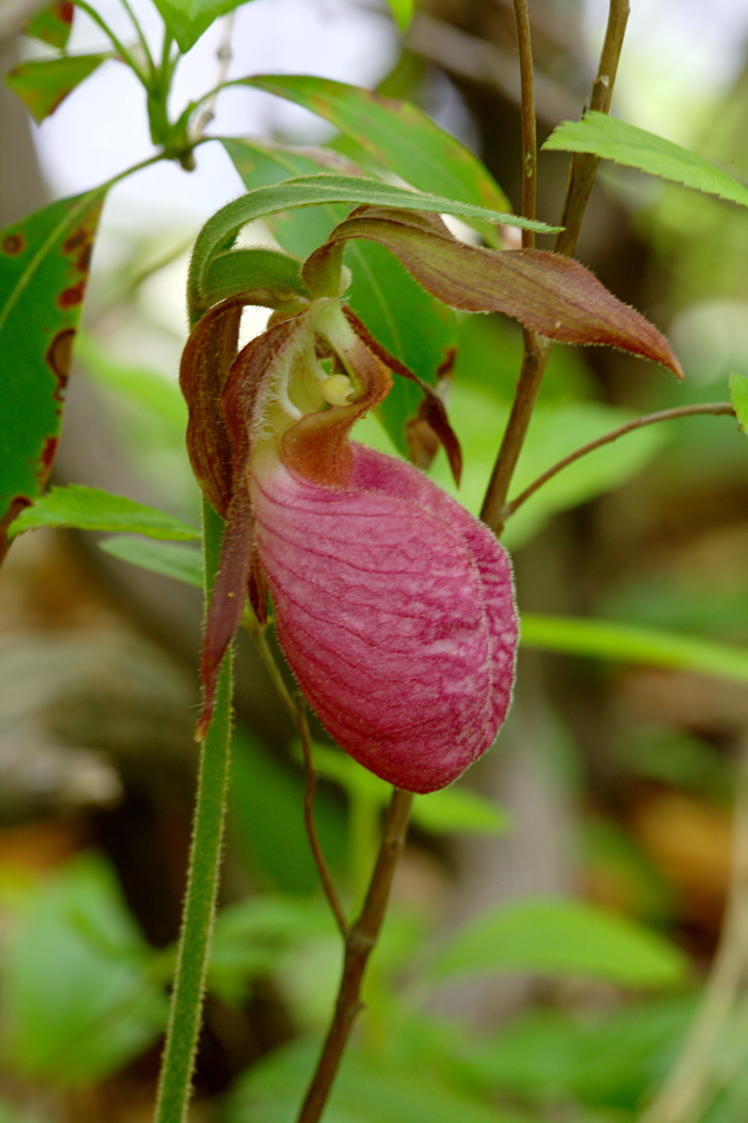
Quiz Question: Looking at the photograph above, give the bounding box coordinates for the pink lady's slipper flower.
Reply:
[186,297,518,794]
[183,202,683,793]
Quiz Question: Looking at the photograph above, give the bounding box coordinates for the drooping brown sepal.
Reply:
[180,299,242,517]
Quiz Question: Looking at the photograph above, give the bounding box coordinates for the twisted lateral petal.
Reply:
[252,443,517,793]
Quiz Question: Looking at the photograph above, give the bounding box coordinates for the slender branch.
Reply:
[73,0,148,84]
[512,0,536,249]
[297,697,349,937]
[505,402,736,520]
[116,0,155,76]
[296,788,414,1123]
[554,0,630,257]
[480,331,549,533]
[243,613,348,934]
[479,0,631,535]
[191,12,236,141]
[640,741,748,1123]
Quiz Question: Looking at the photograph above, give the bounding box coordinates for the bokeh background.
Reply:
[3,1,748,1120]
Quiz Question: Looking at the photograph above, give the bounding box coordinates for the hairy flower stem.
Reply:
[296,788,414,1123]
[480,0,630,535]
[154,500,234,1123]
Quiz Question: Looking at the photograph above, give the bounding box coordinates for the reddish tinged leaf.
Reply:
[6,54,107,123]
[180,301,242,517]
[0,190,104,562]
[305,207,684,379]
[24,1,74,48]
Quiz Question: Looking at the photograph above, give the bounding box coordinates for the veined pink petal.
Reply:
[252,442,517,793]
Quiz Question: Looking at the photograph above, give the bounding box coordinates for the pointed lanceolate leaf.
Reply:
[544,111,748,209]
[188,173,558,315]
[0,189,105,560]
[6,54,107,123]
[99,536,203,587]
[244,74,510,241]
[151,0,257,53]
[304,207,683,377]
[9,484,199,540]
[25,0,75,47]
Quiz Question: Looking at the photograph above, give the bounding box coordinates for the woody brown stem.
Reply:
[295,788,414,1123]
[480,0,630,536]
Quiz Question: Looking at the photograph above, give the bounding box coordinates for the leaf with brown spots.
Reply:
[24,1,75,48]
[0,189,105,562]
[6,54,107,123]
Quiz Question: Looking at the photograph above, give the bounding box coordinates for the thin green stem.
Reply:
[297,698,349,937]
[243,613,348,935]
[115,0,156,76]
[154,498,235,1123]
[73,0,148,84]
[504,402,736,521]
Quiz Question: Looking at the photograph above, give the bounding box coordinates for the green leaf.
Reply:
[76,332,188,435]
[188,172,558,315]
[227,1038,537,1123]
[3,854,166,1083]
[729,372,748,435]
[430,898,690,988]
[221,140,459,452]
[6,54,107,122]
[521,613,748,684]
[306,745,509,835]
[245,75,511,237]
[99,535,203,585]
[414,788,511,836]
[9,484,199,540]
[543,111,748,208]
[421,395,666,549]
[0,190,104,558]
[203,246,308,306]
[151,0,255,52]
[386,0,414,30]
[25,0,75,47]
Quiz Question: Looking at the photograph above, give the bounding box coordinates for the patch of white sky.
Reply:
[34,0,397,219]
[582,0,748,142]
[27,0,748,366]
